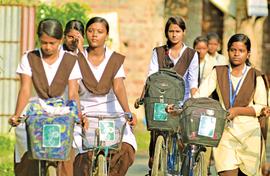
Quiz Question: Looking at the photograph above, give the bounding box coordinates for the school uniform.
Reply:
[73,47,137,176]
[147,44,199,168]
[196,65,267,175]
[14,48,81,176]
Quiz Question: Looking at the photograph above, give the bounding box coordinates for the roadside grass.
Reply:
[133,119,150,155]
[0,135,15,176]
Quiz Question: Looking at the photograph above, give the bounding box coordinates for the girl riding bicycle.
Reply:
[73,16,137,176]
[9,18,81,176]
[195,34,267,176]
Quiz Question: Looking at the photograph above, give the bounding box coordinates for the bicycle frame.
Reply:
[180,143,206,176]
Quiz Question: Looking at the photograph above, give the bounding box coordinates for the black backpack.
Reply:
[143,68,185,132]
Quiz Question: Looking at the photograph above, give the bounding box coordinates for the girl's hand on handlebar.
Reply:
[134,98,143,109]
[227,107,238,120]
[81,114,89,130]
[8,115,20,127]
[165,104,182,116]
[126,112,137,126]
[260,107,270,117]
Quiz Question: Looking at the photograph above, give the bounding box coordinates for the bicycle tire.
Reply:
[180,148,192,176]
[47,165,57,176]
[152,135,166,176]
[97,154,107,176]
[167,136,182,175]
[193,152,204,176]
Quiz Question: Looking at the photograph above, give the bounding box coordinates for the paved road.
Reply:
[127,153,149,176]
[126,152,218,176]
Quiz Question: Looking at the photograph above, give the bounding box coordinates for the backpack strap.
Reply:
[78,51,125,95]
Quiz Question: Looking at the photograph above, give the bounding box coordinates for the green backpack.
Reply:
[180,97,227,147]
[143,68,185,132]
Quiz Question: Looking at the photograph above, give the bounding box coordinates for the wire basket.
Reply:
[82,112,127,151]
[26,98,78,161]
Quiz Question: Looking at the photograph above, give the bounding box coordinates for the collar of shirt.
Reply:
[168,43,187,64]
[228,63,248,75]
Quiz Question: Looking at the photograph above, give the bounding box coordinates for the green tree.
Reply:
[36,2,90,26]
[37,2,90,27]
[35,2,91,46]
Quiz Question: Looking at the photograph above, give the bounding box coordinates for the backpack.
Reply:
[180,97,227,147]
[143,68,185,132]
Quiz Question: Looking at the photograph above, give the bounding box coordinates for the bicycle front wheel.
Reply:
[97,154,107,176]
[193,152,204,176]
[152,135,166,176]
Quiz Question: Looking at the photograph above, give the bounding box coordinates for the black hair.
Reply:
[85,17,109,34]
[64,20,84,36]
[227,33,251,66]
[206,32,221,43]
[193,36,208,48]
[165,16,186,48]
[37,18,63,40]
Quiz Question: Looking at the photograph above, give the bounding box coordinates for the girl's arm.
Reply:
[228,76,267,120]
[227,107,256,120]
[194,68,217,98]
[188,52,199,97]
[113,77,137,126]
[68,79,81,116]
[9,74,32,126]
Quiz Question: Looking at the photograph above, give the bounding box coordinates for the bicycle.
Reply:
[81,111,132,176]
[167,97,227,176]
[135,99,183,176]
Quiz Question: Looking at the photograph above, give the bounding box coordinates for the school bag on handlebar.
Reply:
[143,68,185,132]
[25,98,79,161]
[180,97,227,147]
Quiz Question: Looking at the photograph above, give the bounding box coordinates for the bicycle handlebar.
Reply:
[165,104,183,115]
[134,98,144,109]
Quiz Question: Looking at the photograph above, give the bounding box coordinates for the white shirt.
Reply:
[16,48,82,85]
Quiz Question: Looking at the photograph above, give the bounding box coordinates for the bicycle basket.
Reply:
[82,112,126,151]
[180,98,227,147]
[144,69,185,132]
[25,98,78,161]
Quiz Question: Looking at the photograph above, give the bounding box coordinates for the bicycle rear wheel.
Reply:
[152,135,166,176]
